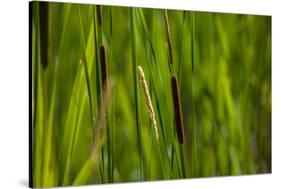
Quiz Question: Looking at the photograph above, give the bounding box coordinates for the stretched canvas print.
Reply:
[29,1,272,188]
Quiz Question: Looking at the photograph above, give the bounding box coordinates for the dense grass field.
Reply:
[31,1,271,188]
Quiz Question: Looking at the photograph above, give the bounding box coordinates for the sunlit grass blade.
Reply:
[130,8,143,180]
[76,5,94,122]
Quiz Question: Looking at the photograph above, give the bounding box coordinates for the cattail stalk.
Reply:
[137,66,159,141]
[171,75,184,144]
[93,79,112,148]
[164,9,173,65]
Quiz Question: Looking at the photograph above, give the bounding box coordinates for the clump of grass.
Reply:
[137,66,159,141]
[171,75,184,144]
[164,9,173,66]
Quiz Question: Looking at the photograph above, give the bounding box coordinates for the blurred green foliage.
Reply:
[31,1,271,188]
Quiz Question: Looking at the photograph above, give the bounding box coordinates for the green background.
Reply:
[31,1,271,187]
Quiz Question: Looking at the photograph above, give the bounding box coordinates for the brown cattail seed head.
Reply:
[97,5,102,26]
[171,75,184,144]
[100,44,108,90]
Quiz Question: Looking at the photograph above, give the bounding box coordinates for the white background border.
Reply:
[0,0,278,188]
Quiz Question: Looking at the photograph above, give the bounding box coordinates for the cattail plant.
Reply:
[99,44,109,182]
[100,44,108,91]
[97,5,102,26]
[137,66,159,141]
[164,9,173,66]
[171,75,184,144]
